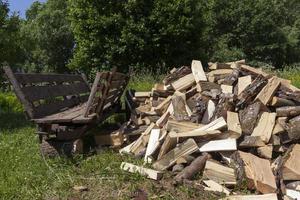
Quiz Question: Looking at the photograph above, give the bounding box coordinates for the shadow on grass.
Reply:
[0,111,33,131]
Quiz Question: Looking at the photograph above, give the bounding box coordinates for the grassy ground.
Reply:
[1,68,300,200]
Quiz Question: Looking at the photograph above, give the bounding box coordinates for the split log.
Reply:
[239,136,266,147]
[227,111,242,136]
[251,112,276,143]
[169,130,222,139]
[212,93,235,120]
[280,144,300,180]
[171,73,195,91]
[199,138,237,152]
[166,120,201,133]
[203,160,237,186]
[236,75,268,109]
[157,134,177,159]
[144,129,160,163]
[239,102,262,135]
[272,117,287,135]
[270,97,295,107]
[191,60,207,82]
[153,138,199,171]
[220,68,240,85]
[201,100,215,124]
[130,123,155,155]
[175,153,210,182]
[255,76,281,105]
[197,82,220,92]
[257,145,273,159]
[154,96,172,115]
[172,92,190,121]
[285,116,300,140]
[238,75,252,95]
[286,181,300,191]
[163,66,192,85]
[231,151,277,194]
[221,85,233,94]
[209,62,231,70]
[121,162,163,180]
[276,106,300,117]
[286,189,300,199]
[240,64,269,77]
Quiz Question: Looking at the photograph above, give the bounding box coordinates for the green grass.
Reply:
[276,65,300,88]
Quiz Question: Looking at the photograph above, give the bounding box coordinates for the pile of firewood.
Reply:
[98,60,300,199]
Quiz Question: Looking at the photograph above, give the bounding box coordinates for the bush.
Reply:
[0,93,23,113]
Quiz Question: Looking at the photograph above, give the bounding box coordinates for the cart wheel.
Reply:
[40,139,82,157]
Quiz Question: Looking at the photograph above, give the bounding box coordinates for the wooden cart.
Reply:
[3,66,129,156]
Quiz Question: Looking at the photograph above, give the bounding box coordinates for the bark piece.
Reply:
[221,68,240,85]
[121,162,163,180]
[270,97,295,107]
[239,102,262,135]
[153,138,199,171]
[251,112,276,143]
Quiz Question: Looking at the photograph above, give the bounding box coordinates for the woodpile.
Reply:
[112,60,300,199]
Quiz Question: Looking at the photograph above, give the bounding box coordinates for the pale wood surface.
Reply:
[191,60,207,82]
[121,162,163,180]
[251,112,276,143]
[255,77,281,105]
[238,75,252,95]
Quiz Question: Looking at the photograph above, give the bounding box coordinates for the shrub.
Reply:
[0,93,23,113]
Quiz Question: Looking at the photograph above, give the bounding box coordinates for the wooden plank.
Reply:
[255,77,281,105]
[199,138,237,152]
[191,60,207,82]
[221,194,278,200]
[221,85,233,94]
[22,82,90,102]
[233,151,277,194]
[121,162,163,180]
[227,111,242,135]
[201,100,215,124]
[144,129,160,163]
[153,138,199,171]
[251,112,276,143]
[238,75,252,95]
[3,66,35,118]
[14,73,85,85]
[203,160,236,185]
[170,73,195,91]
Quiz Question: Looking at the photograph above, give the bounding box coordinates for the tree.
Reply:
[21,0,74,73]
[68,0,205,73]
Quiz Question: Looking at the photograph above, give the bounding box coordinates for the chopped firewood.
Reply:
[172,164,184,173]
[94,130,124,147]
[166,119,201,133]
[144,129,160,163]
[119,142,135,154]
[272,117,287,135]
[121,162,163,180]
[221,85,233,94]
[227,111,242,136]
[134,91,151,98]
[199,138,237,152]
[286,181,300,191]
[153,138,199,171]
[130,123,155,155]
[209,62,231,70]
[191,60,207,82]
[201,100,216,124]
[232,151,277,194]
[237,75,268,109]
[207,69,233,77]
[240,64,269,77]
[198,117,227,131]
[239,136,266,147]
[163,66,192,85]
[157,134,177,160]
[226,59,246,66]
[276,106,300,117]
[154,96,172,115]
[280,144,300,180]
[255,76,281,105]
[172,92,190,121]
[257,145,273,159]
[286,189,300,200]
[251,112,276,143]
[175,153,210,182]
[203,180,231,195]
[221,193,278,200]
[239,102,262,135]
[203,160,237,186]
[197,81,221,92]
[171,73,195,91]
[156,109,171,128]
[169,130,222,139]
[221,68,240,85]
[238,75,252,95]
[270,97,295,107]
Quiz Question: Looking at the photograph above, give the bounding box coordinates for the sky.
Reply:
[8,0,46,18]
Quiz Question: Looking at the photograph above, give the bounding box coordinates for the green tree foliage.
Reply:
[68,0,205,73]
[21,0,74,73]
